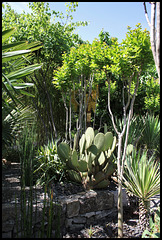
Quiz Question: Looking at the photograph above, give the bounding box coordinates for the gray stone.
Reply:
[95,209,114,220]
[2,222,14,233]
[79,191,97,214]
[95,190,114,210]
[86,216,96,225]
[72,216,86,224]
[69,223,85,231]
[66,199,80,218]
[81,211,96,218]
[65,218,73,228]
[2,231,13,238]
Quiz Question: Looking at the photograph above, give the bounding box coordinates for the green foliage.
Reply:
[139,114,160,156]
[144,77,160,114]
[120,23,154,77]
[142,207,160,238]
[2,2,88,65]
[58,127,116,189]
[2,2,88,144]
[34,139,66,186]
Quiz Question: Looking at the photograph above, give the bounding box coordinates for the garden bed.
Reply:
[2,162,159,238]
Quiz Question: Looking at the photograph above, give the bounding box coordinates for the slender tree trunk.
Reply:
[143,2,160,81]
[62,93,68,141]
[150,2,156,67]
[69,89,72,148]
[79,74,84,136]
[93,85,99,129]
[156,2,160,81]
[75,75,83,148]
[117,135,123,238]
[107,72,141,238]
[84,76,87,131]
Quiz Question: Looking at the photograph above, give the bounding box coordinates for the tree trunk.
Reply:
[156,2,160,81]
[69,89,72,148]
[143,2,160,81]
[139,200,150,232]
[62,93,68,141]
[117,135,123,238]
[107,72,140,238]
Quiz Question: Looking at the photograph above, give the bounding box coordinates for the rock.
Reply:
[72,216,86,224]
[2,232,13,238]
[95,190,114,210]
[81,211,96,218]
[95,209,115,220]
[79,190,97,214]
[66,198,80,218]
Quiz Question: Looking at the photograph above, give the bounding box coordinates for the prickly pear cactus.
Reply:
[57,127,117,190]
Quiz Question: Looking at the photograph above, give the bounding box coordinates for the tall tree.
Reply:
[143,2,160,81]
[110,24,153,238]
[93,24,153,237]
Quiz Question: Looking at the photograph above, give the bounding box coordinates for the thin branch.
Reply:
[121,71,141,173]
[62,92,68,141]
[107,77,120,135]
[121,84,127,137]
[125,72,135,111]
[69,88,72,148]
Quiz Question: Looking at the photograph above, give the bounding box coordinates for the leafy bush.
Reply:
[144,77,160,115]
[34,139,66,186]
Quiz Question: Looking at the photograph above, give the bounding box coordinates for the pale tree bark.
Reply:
[62,93,68,141]
[143,2,160,81]
[69,89,72,148]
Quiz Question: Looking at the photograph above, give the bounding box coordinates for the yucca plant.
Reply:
[139,114,160,157]
[122,148,160,232]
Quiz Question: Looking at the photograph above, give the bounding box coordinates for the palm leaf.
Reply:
[2,28,43,152]
[4,63,42,80]
[2,28,43,107]
[2,41,27,51]
[2,28,16,44]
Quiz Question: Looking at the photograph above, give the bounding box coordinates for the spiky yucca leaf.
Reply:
[122,148,160,231]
